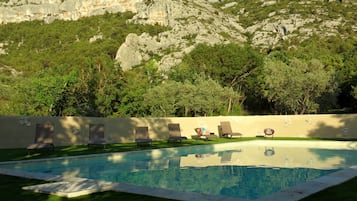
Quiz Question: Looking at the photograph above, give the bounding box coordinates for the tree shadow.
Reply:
[306,114,357,168]
[133,117,171,140]
[308,114,357,139]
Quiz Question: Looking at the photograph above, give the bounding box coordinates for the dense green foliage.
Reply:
[261,57,335,114]
[0,12,165,74]
[0,13,169,117]
[1,6,356,116]
[170,43,264,113]
[145,76,243,117]
[171,39,357,114]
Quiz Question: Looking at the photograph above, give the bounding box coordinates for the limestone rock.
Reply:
[116,33,146,71]
[117,0,246,70]
[0,0,142,24]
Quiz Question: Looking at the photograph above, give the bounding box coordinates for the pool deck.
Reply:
[22,179,114,198]
[0,140,356,201]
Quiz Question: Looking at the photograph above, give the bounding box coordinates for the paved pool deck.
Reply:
[0,140,356,201]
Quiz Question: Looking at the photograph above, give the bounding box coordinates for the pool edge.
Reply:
[255,166,357,201]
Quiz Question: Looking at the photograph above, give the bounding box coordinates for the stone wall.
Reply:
[1,114,356,148]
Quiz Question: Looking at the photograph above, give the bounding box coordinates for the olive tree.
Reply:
[144,76,243,117]
[261,57,336,114]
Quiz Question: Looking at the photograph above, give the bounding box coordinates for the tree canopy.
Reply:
[144,76,243,117]
[260,57,336,114]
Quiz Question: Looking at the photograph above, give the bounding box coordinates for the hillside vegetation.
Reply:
[0,0,356,117]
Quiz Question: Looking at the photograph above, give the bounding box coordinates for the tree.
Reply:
[260,57,336,114]
[174,43,263,113]
[144,75,244,117]
[176,80,196,116]
[144,81,179,117]
[180,43,263,90]
[93,60,123,117]
[144,59,161,85]
[189,75,243,116]
[336,40,357,111]
[11,74,69,116]
[352,86,357,99]
[117,68,150,117]
[48,58,123,117]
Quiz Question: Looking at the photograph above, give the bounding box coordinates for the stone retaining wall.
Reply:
[1,114,356,148]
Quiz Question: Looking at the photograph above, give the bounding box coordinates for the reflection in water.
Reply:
[264,147,275,156]
[195,153,210,159]
[1,142,356,199]
[111,165,336,199]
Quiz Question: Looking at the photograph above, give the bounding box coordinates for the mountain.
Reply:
[1,0,356,116]
[1,0,356,71]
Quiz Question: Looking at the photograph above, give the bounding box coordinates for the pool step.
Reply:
[22,179,115,198]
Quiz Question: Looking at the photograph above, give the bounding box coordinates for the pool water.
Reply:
[1,140,356,200]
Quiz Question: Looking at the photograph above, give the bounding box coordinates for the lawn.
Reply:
[0,138,356,201]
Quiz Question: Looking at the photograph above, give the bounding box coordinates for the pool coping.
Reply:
[255,166,357,201]
[0,167,251,201]
[0,140,356,201]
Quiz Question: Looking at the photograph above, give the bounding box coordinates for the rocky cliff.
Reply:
[117,0,247,70]
[0,0,141,24]
[1,0,356,70]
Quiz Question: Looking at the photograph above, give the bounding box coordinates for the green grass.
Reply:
[299,177,357,201]
[0,138,356,201]
[0,138,255,162]
[0,137,328,162]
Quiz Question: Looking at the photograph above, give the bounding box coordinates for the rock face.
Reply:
[116,0,246,70]
[1,0,355,70]
[0,0,142,24]
[1,0,246,70]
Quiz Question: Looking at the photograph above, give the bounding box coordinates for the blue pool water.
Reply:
[1,141,356,200]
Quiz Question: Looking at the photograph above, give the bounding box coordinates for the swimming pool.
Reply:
[0,140,357,200]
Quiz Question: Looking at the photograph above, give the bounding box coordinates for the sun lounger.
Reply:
[220,150,242,163]
[192,127,218,141]
[27,123,55,152]
[220,121,242,138]
[88,124,106,148]
[135,126,152,146]
[167,123,187,143]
